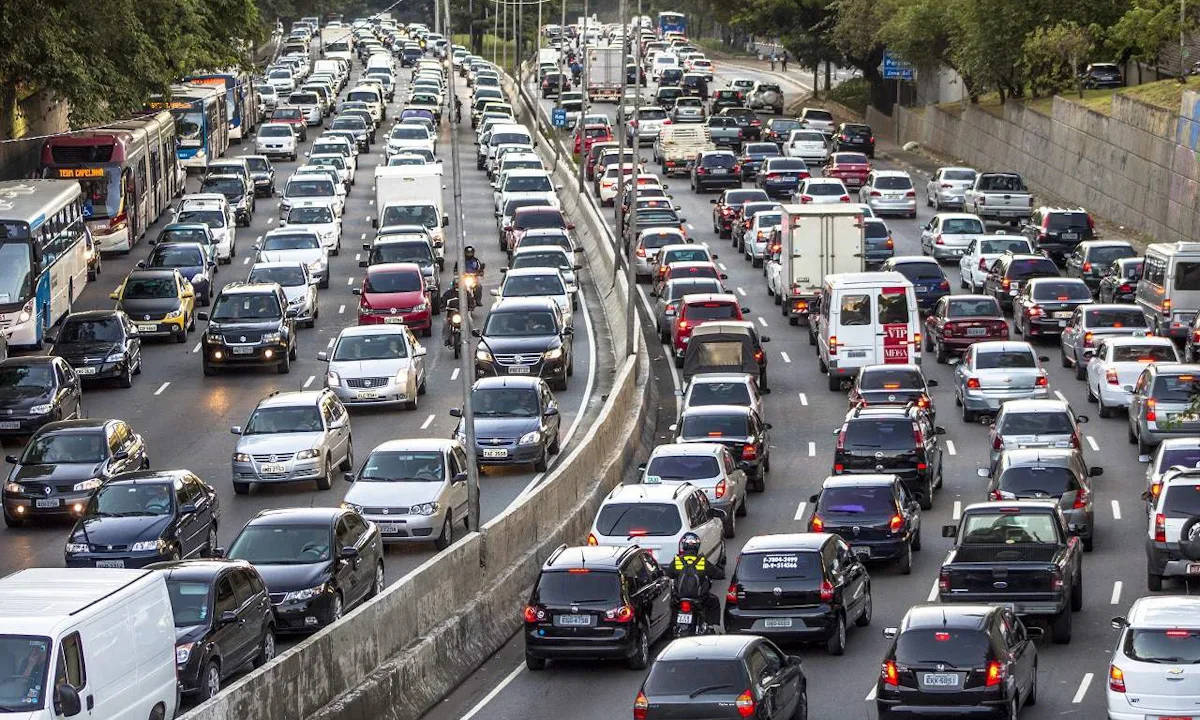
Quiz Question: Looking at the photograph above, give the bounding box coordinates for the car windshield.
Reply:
[21,432,105,463]
[961,513,1059,543]
[646,454,720,480]
[975,350,1036,370]
[534,570,622,604]
[210,293,281,321]
[819,486,897,515]
[680,412,748,438]
[483,310,558,336]
[998,411,1073,434]
[860,368,923,390]
[245,405,323,434]
[166,580,211,628]
[228,525,332,564]
[390,126,429,139]
[1085,307,1146,328]
[1031,281,1091,301]
[287,180,333,197]
[365,270,422,293]
[159,227,210,244]
[472,387,542,417]
[637,210,679,226]
[701,154,736,168]
[331,117,366,131]
[1152,374,1200,402]
[997,466,1078,496]
[944,297,999,318]
[1124,629,1200,664]
[288,207,334,225]
[516,212,565,229]
[259,125,293,138]
[149,245,204,268]
[89,483,172,517]
[503,274,565,297]
[843,419,914,450]
[980,238,1029,254]
[1111,343,1176,362]
[504,176,553,193]
[358,450,443,481]
[123,277,177,299]
[381,205,439,227]
[894,629,991,667]
[58,317,125,343]
[177,210,226,228]
[736,551,820,581]
[248,266,306,286]
[202,177,244,195]
[942,217,983,234]
[371,241,433,264]
[0,634,52,707]
[683,302,739,321]
[688,381,752,408]
[264,234,320,251]
[644,659,748,695]
[332,333,408,361]
[595,502,682,536]
[243,157,269,172]
[892,262,943,281]
[312,144,346,157]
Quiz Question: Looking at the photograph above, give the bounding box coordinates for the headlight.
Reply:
[233,452,252,462]
[543,347,563,360]
[176,643,194,665]
[341,501,363,513]
[104,352,125,363]
[410,501,440,516]
[65,542,89,554]
[262,332,282,343]
[206,334,222,343]
[4,482,24,494]
[450,312,462,324]
[73,479,102,492]
[29,403,54,415]
[463,275,478,288]
[164,308,184,320]
[282,583,327,603]
[326,370,341,386]
[412,302,428,312]
[296,449,321,460]
[519,430,542,446]
[131,539,165,553]
[476,349,492,362]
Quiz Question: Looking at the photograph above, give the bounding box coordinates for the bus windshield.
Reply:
[176,112,205,146]
[77,170,120,219]
[0,242,33,304]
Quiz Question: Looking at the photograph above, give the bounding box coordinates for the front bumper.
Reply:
[723,605,836,640]
[203,340,290,368]
[328,377,413,406]
[62,357,131,380]
[3,491,92,519]
[233,456,324,485]
[524,625,636,660]
[131,316,188,338]
[470,440,546,466]
[64,549,169,569]
[0,411,61,436]
[358,310,432,331]
[360,509,443,542]
[273,591,337,632]
[475,355,566,383]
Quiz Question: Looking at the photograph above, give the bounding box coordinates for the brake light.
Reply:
[810,514,824,532]
[819,580,834,602]
[677,319,689,330]
[1073,487,1089,509]
[839,195,851,202]
[990,489,1003,500]
[905,190,916,198]
[735,690,755,718]
[606,604,635,622]
[985,661,1005,688]
[731,165,741,174]
[992,435,1004,451]
[1146,398,1157,422]
[741,443,757,461]
[829,335,838,356]
[943,323,956,337]
[939,279,950,290]
[800,195,812,203]
[938,568,950,591]
[934,234,944,245]
[634,691,649,720]
[679,599,693,613]
[636,246,645,257]
[1069,432,1080,449]
[1027,306,1042,318]
[869,190,882,197]
[1165,298,1173,313]
[1109,665,1126,693]
[587,532,598,545]
[1035,374,1048,387]
[726,583,738,603]
[967,377,981,389]
[1051,570,1064,591]
[524,605,541,622]
[1119,283,1132,293]
[979,258,989,271]
[889,514,904,533]
[941,183,953,189]
[1152,481,1163,499]
[1002,278,1011,291]
[882,660,900,687]
[714,478,727,499]
[1083,331,1093,346]
[885,237,894,249]
[1155,512,1167,542]
[1106,369,1119,385]
[1082,261,1092,272]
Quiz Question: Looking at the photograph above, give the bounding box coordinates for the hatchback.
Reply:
[588,483,726,566]
[654,278,724,342]
[229,389,354,494]
[846,364,937,420]
[354,262,432,336]
[920,213,985,261]
[833,405,945,509]
[673,404,770,491]
[982,253,1061,311]
[862,217,895,269]
[831,123,875,156]
[1064,240,1137,292]
[860,171,917,217]
[0,356,83,437]
[988,399,1088,470]
[783,129,829,166]
[824,152,871,189]
[808,475,921,572]
[111,269,196,342]
[638,443,748,537]
[318,324,427,409]
[1128,364,1200,453]
[1108,596,1200,720]
[1059,303,1152,378]
[983,448,1100,550]
[257,229,329,288]
[794,177,850,205]
[754,158,808,199]
[1022,206,1095,263]
[1144,466,1200,590]
[1097,257,1143,304]
[51,310,145,386]
[1087,336,1179,418]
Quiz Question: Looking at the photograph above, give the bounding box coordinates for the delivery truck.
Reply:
[764,204,865,331]
[374,165,449,266]
[586,46,625,102]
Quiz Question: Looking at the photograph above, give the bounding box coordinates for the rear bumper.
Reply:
[524,628,635,659]
[723,606,835,639]
[960,387,1050,413]
[939,592,1067,617]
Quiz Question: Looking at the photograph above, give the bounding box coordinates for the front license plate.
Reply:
[482,448,508,458]
[35,499,60,508]
[0,422,18,430]
[356,390,380,399]
[137,324,157,333]
[507,365,530,374]
[555,614,593,626]
[379,523,403,534]
[75,366,98,375]
[923,673,960,687]
[966,327,988,337]
[95,560,125,569]
[231,346,254,355]
[675,613,692,624]
[384,316,406,324]
[260,463,287,474]
[852,545,871,558]
[763,618,793,628]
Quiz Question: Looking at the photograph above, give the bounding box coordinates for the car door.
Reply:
[835,539,870,622]
[332,516,362,602]
[919,413,942,480]
[406,328,426,389]
[116,421,147,472]
[896,481,921,535]
[959,239,977,281]
[640,551,674,638]
[1061,307,1084,358]
[756,641,799,718]
[541,383,562,439]
[1001,610,1036,696]
[122,315,143,370]
[688,490,723,561]
[323,395,351,465]
[448,447,469,520]
[55,359,81,416]
[721,449,745,503]
[925,297,947,345]
[53,632,90,716]
[209,572,244,671]
[226,569,261,669]
[173,478,203,557]
[185,474,216,551]
[344,512,377,604]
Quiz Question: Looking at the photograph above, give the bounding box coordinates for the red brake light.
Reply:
[938,568,950,591]
[1035,374,1049,388]
[882,660,899,687]
[1166,629,1192,637]
[934,632,951,641]
[1106,369,1120,385]
[1147,398,1157,422]
[523,605,540,622]
[967,377,981,389]
[636,246,646,257]
[889,514,904,533]
[810,514,824,532]
[979,258,989,271]
[869,190,882,197]
[839,195,850,202]
[735,690,755,718]
[634,691,649,720]
[800,195,812,203]
[985,661,1005,688]
[1082,261,1092,272]
[992,435,1004,451]
[679,600,692,613]
[1083,332,1093,346]
[905,190,916,198]
[741,443,757,461]
[726,583,738,603]
[1073,487,1088,509]
[1109,665,1126,693]
[606,604,635,622]
[819,580,835,603]
[1155,512,1167,542]
[714,478,727,499]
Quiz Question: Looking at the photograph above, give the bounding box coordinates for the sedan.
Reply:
[654,277,725,342]
[0,356,84,437]
[451,377,561,472]
[318,324,427,409]
[847,364,937,419]
[794,178,850,205]
[860,170,917,218]
[987,399,1088,470]
[783,129,829,166]
[51,310,144,387]
[953,341,1051,423]
[923,295,1010,363]
[1085,336,1179,418]
[957,235,1034,293]
[925,166,977,210]
[673,405,771,491]
[1013,278,1093,338]
[257,229,329,288]
[919,213,985,261]
[823,152,871,190]
[738,142,781,181]
[754,158,808,200]
[669,96,706,123]
[1059,303,1152,379]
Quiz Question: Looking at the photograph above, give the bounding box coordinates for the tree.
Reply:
[826,0,888,109]
[948,0,1041,103]
[1106,0,1191,82]
[1023,21,1093,98]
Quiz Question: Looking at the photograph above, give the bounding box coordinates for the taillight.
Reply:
[523,605,541,622]
[677,319,689,330]
[810,514,824,532]
[889,514,904,533]
[939,279,950,290]
[1146,398,1157,422]
[1002,278,1011,291]
[1073,487,1088,509]
[819,580,834,602]
[714,478,727,498]
[990,489,1003,500]
[943,323,956,337]
[839,195,850,202]
[1027,306,1042,318]
[934,234,944,245]
[1119,283,1132,293]
[606,604,635,622]
[1106,369,1119,385]
[1083,331,1093,347]
[966,377,981,389]
[735,690,755,718]
[1109,665,1126,693]
[1082,261,1092,273]
[665,303,676,314]
[881,660,899,687]
[1051,571,1064,591]
[1155,512,1166,542]
[679,599,693,613]
[938,568,950,592]
[905,190,916,198]
[985,661,1005,688]
[829,335,838,356]
[1035,374,1049,387]
[869,190,882,197]
[634,691,649,720]
[885,237,894,249]
[800,195,812,203]
[726,583,739,603]
[1165,298,1173,313]
[587,532,598,545]
[741,443,757,461]
[636,246,646,257]
[992,435,1003,451]
[979,258,989,271]
[1069,432,1081,449]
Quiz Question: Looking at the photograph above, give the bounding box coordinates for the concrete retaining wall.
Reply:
[870,91,1200,244]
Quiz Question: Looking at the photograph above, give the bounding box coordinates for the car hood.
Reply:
[174,624,210,645]
[155,264,206,279]
[53,340,123,359]
[246,561,329,593]
[259,248,324,264]
[12,462,105,483]
[287,222,338,236]
[0,386,53,409]
[479,335,560,353]
[207,319,284,335]
[236,433,321,454]
[364,289,425,308]
[344,480,442,507]
[118,298,182,317]
[328,358,411,377]
[69,514,171,547]
[467,416,541,439]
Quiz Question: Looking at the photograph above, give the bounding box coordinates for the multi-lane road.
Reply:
[424,56,1154,720]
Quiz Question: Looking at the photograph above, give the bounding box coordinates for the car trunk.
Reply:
[838,419,920,474]
[732,551,824,611]
[945,318,1008,340]
[1120,630,1200,713]
[893,629,994,695]
[975,368,1041,392]
[642,659,750,720]
[947,544,1059,593]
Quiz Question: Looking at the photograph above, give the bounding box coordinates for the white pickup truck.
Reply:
[964,172,1034,225]
[653,125,716,177]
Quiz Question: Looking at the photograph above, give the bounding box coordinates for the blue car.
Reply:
[739,142,782,180]
[882,256,950,313]
[863,218,895,269]
[755,157,809,199]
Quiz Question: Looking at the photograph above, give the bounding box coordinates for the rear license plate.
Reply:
[384,317,405,324]
[966,327,988,337]
[1158,716,1194,720]
[0,422,18,430]
[95,560,125,569]
[35,499,60,508]
[1188,564,1200,575]
[379,523,403,534]
[507,365,530,374]
[711,169,727,175]
[846,350,867,358]
[482,448,508,458]
[231,346,254,355]
[763,618,793,628]
[923,673,959,687]
[75,366,98,375]
[356,391,380,399]
[137,324,157,333]
[1054,311,1073,319]
[852,545,871,558]
[555,614,593,626]
[675,613,692,624]
[1061,232,1079,240]
[260,463,287,474]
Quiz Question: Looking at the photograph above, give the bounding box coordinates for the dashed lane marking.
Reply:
[1111,581,1122,605]
[807,442,815,457]
[347,277,354,285]
[243,257,250,265]
[736,287,746,296]
[421,414,435,430]
[946,440,956,455]
[953,501,962,520]
[780,352,791,363]
[303,375,315,388]
[1087,435,1099,452]
[798,393,808,406]
[451,367,460,380]
[718,262,727,271]
[1112,500,1121,520]
[191,342,201,354]
[1072,673,1094,704]
[794,501,806,521]
[327,337,335,348]
[927,579,938,602]
[757,316,767,327]
[338,304,345,314]
[154,382,170,396]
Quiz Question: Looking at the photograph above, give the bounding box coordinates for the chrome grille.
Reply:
[92,544,129,552]
[344,377,390,389]
[251,453,295,462]
[493,353,539,366]
[363,506,411,515]
[225,332,264,344]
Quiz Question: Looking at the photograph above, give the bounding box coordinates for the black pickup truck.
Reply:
[939,500,1084,644]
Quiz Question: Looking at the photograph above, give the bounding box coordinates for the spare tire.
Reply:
[763,91,780,106]
[1181,516,1200,560]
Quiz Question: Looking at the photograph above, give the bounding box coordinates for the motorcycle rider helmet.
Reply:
[464,245,476,260]
[678,532,701,557]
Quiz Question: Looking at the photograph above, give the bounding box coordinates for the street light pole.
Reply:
[624,0,639,359]
[492,1,499,64]
[613,0,628,252]
[577,0,588,194]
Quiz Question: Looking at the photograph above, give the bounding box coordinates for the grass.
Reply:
[451,33,517,63]
[939,76,1196,119]
[693,38,756,60]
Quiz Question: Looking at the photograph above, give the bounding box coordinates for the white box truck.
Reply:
[374,165,448,265]
[586,46,624,102]
[0,568,178,720]
[765,204,865,330]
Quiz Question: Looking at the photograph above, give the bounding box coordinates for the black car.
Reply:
[152,559,276,701]
[635,635,807,720]
[1021,207,1095,263]
[541,72,570,97]
[808,475,921,572]
[1064,240,1137,293]
[624,64,646,86]
[64,469,220,568]
[738,142,782,181]
[711,188,769,237]
[222,507,384,632]
[451,376,561,472]
[982,253,1061,311]
[724,532,872,655]
[0,356,83,437]
[2,418,148,526]
[50,310,144,387]
[762,118,803,147]
[329,115,373,149]
[691,151,742,193]
[523,544,673,670]
[242,155,276,197]
[719,107,761,141]
[654,86,684,110]
[754,157,808,199]
[1080,62,1123,89]
[876,604,1040,720]
[1097,257,1143,304]
[1012,277,1094,338]
[831,122,876,156]
[199,174,254,227]
[680,73,708,100]
[833,405,946,509]
[140,243,215,305]
[198,282,299,376]
[673,404,771,491]
[709,89,743,115]
[473,297,573,390]
[846,363,937,422]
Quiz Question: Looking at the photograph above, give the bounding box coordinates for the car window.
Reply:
[534,569,622,604]
[595,502,682,536]
[997,411,1074,434]
[57,633,86,689]
[344,512,369,540]
[230,569,256,606]
[895,629,991,666]
[839,293,870,326]
[736,551,820,581]
[214,576,237,616]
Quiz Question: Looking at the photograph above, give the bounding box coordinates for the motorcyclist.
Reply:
[663,532,723,626]
[462,246,484,275]
[441,292,462,348]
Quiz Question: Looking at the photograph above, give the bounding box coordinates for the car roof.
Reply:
[250,507,342,525]
[335,325,409,340]
[935,212,982,221]
[503,266,563,279]
[998,448,1079,467]
[63,310,124,322]
[998,399,1071,413]
[687,372,754,385]
[125,268,178,279]
[648,442,726,459]
[872,169,911,178]
[972,341,1036,353]
[371,438,457,453]
[1026,276,1086,286]
[366,262,422,276]
[902,604,993,631]
[604,483,694,503]
[680,403,752,419]
[150,559,255,581]
[820,474,898,489]
[656,634,758,661]
[255,390,327,409]
[741,533,830,553]
[32,419,111,434]
[490,296,559,312]
[543,544,631,571]
[250,260,307,271]
[1127,596,1200,628]
[473,375,542,390]
[105,469,196,486]
[681,293,738,305]
[1144,363,1200,377]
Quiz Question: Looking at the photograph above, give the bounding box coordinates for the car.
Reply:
[151,559,275,701]
[672,403,770,492]
[761,117,803,148]
[329,113,373,150]
[923,294,1010,364]
[269,106,307,140]
[783,129,829,166]
[1144,465,1200,590]
[139,241,214,307]
[742,208,783,267]
[988,398,1088,470]
[51,310,144,387]
[808,474,921,572]
[860,170,917,218]
[385,123,435,160]
[474,297,574,390]
[247,261,319,328]
[176,196,237,264]
[284,193,343,256]
[919,213,985,261]
[634,635,807,719]
[1021,206,1096,263]
[1086,336,1179,418]
[1142,437,1200,514]
[984,447,1100,549]
[924,166,978,210]
[691,150,742,193]
[880,256,951,314]
[794,177,850,205]
[1012,277,1093,338]
[341,439,468,549]
[710,188,768,238]
[152,222,219,266]
[833,404,945,509]
[199,174,255,227]
[1109,596,1200,720]
[737,142,781,181]
[681,371,766,420]
[503,206,571,256]
[846,364,937,419]
[1059,303,1152,378]
[64,469,221,568]
[953,341,1051,423]
[1064,240,1137,292]
[588,482,726,566]
[653,277,724,342]
[1081,61,1123,89]
[492,266,573,327]
[862,217,895,269]
[523,544,673,671]
[798,107,834,134]
[669,96,706,123]
[280,174,343,221]
[0,356,84,437]
[981,253,1061,311]
[256,227,329,288]
[638,443,748,537]
[958,235,1034,293]
[110,269,196,343]
[708,89,745,115]
[730,200,779,254]
[197,282,298,375]
[508,247,581,307]
[230,389,353,494]
[724,532,871,654]
[451,376,561,472]
[876,604,1040,720]
[670,293,747,365]
[1097,256,1144,304]
[1128,363,1200,453]
[255,122,299,161]
[753,157,808,201]
[222,507,384,631]
[317,324,427,409]
[353,262,432,336]
[831,122,875,156]
[1,418,148,526]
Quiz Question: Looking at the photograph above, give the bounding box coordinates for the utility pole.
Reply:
[625,0,640,358]
[556,0,567,104]
[614,0,628,254]
[492,2,499,64]
[503,0,508,75]
[577,0,589,194]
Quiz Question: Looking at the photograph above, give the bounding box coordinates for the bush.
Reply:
[826,78,871,115]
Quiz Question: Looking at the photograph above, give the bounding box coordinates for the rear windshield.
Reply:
[666,279,721,300]
[1087,245,1136,266]
[864,222,889,239]
[701,154,736,168]
[681,412,749,438]
[1085,307,1146,328]
[943,169,977,182]
[595,502,682,536]
[998,411,1074,434]
[843,419,914,450]
[997,466,1078,495]
[874,176,912,190]
[893,262,944,281]
[641,233,681,250]
[818,486,897,515]
[975,350,1036,369]
[804,110,833,122]
[1124,629,1200,664]
[644,660,748,695]
[1007,258,1059,280]
[1163,483,1200,517]
[767,159,806,172]
[834,153,868,164]
[859,368,923,390]
[961,513,1059,543]
[1046,212,1090,230]
[942,218,983,234]
[534,570,622,604]
[646,455,721,480]
[726,190,767,205]
[894,630,991,667]
[1151,374,1200,402]
[980,238,1030,255]
[978,175,1026,192]
[1030,281,1091,301]
[688,381,752,407]
[1158,447,1200,472]
[807,182,844,196]
[735,552,820,581]
[683,302,739,321]
[1111,344,1176,362]
[948,298,1000,318]
[745,144,778,155]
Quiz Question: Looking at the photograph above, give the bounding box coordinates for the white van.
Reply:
[345,84,385,123]
[816,271,921,391]
[0,568,177,720]
[1136,241,1200,341]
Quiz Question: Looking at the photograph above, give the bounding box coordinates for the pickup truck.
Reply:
[705,117,743,150]
[965,172,1034,225]
[939,500,1084,644]
[653,125,716,177]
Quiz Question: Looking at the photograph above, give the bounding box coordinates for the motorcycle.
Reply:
[461,269,484,305]
[445,301,463,359]
[671,596,714,638]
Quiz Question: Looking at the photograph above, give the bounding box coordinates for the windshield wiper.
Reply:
[689,684,733,698]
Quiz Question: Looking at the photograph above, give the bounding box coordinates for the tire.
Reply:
[736,497,748,517]
[1051,607,1072,644]
[792,688,808,720]
[197,660,221,702]
[118,362,133,388]
[1148,569,1163,591]
[962,401,977,424]
[1099,396,1114,419]
[854,587,873,627]
[826,613,846,656]
[525,653,547,671]
[277,350,291,374]
[434,515,454,550]
[339,440,354,471]
[322,591,344,626]
[533,452,548,472]
[3,512,25,528]
[315,456,333,490]
[1075,353,1087,380]
[1128,422,1139,445]
[203,526,218,557]
[1026,662,1038,706]
[253,628,276,668]
[935,340,949,365]
[912,528,922,551]
[918,480,933,510]
[723,509,736,539]
[368,561,385,598]
[897,542,913,574]
[1071,576,1083,610]
[828,374,841,391]
[628,623,650,670]
[233,481,250,495]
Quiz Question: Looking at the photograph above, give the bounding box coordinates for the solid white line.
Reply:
[191,342,201,354]
[864,685,877,702]
[242,257,250,265]
[1054,390,1068,403]
[927,579,939,602]
[794,501,807,521]
[736,287,746,296]
[303,375,315,388]
[807,441,816,457]
[338,304,345,314]
[756,316,768,327]
[154,382,170,396]
[953,500,962,520]
[1111,581,1123,605]
[451,367,460,380]
[1072,673,1094,704]
[946,440,957,456]
[421,414,435,430]
[1112,499,1121,520]
[347,277,354,285]
[780,351,791,363]
[459,664,525,720]
[326,337,335,348]
[1087,435,1099,452]
[256,235,262,243]
[798,393,808,406]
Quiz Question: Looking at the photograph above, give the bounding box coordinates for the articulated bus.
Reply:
[39,110,184,253]
[184,72,260,143]
[657,11,686,37]
[147,84,229,170]
[0,180,90,349]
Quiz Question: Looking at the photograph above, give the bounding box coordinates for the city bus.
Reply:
[40,110,183,253]
[185,71,259,143]
[0,180,90,349]
[146,84,229,170]
[657,11,686,37]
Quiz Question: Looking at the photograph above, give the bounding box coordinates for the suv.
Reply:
[691,150,742,193]
[474,298,573,391]
[1144,466,1200,589]
[230,389,353,494]
[981,252,1061,311]
[808,474,922,572]
[588,483,726,566]
[984,448,1100,550]
[1128,363,1200,454]
[1110,597,1200,720]
[1064,240,1136,292]
[198,282,298,376]
[833,405,946,510]
[1021,207,1095,263]
[638,443,748,537]
[522,544,673,671]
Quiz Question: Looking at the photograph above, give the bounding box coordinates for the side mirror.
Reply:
[708,507,727,520]
[285,308,299,318]
[112,449,130,461]
[1038,355,1050,362]
[230,425,243,435]
[344,472,356,482]
[976,467,990,478]
[942,524,958,538]
[415,346,427,357]
[761,336,771,343]
[55,683,82,717]
[741,306,750,313]
[449,407,463,417]
[544,405,559,416]
[109,291,119,300]
[720,273,729,279]
[372,218,379,228]
[1025,626,1045,640]
[882,627,898,640]
[1111,616,1128,630]
[489,288,500,296]
[934,426,946,435]
[1124,385,1135,393]
[470,329,482,338]
[179,503,197,514]
[1138,454,1152,463]
[352,288,362,295]
[2,455,15,464]
[808,493,820,504]
[359,260,368,268]
[1090,466,1104,477]
[443,215,450,227]
[710,199,717,204]
[135,261,147,269]
[1067,522,1087,536]
[1076,415,1090,424]
[339,546,360,560]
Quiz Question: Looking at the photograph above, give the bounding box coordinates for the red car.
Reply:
[824,151,872,189]
[505,207,572,254]
[671,293,747,365]
[270,107,308,141]
[923,294,1010,363]
[574,124,613,155]
[353,262,433,335]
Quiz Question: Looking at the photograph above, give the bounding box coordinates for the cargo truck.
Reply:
[586,46,625,102]
[374,165,448,266]
[763,204,865,331]
[653,125,715,177]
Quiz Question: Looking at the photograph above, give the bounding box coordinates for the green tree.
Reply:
[948,0,1039,103]
[1106,0,1192,82]
[1023,21,1093,98]
[826,0,888,109]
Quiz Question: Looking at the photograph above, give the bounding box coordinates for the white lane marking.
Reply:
[326,337,335,348]
[347,277,354,286]
[686,223,695,230]
[807,441,815,457]
[798,393,808,406]
[780,351,791,363]
[1072,673,1094,704]
[953,500,962,520]
[365,215,372,221]
[459,664,525,720]
[1111,581,1123,605]
[451,367,460,380]
[355,253,361,262]
[256,235,262,243]
[1054,390,1068,403]
[360,233,366,240]
[338,304,345,314]
[736,287,746,296]
[864,685,877,702]
[1112,500,1121,520]
[794,501,807,521]
[927,579,939,602]
[946,440,957,456]
[154,382,170,396]
[756,316,767,327]
[1087,435,1099,452]
[368,199,375,205]
[243,257,250,265]
[267,217,275,225]
[421,414,435,430]
[718,262,727,271]
[303,375,315,388]
[191,342,201,354]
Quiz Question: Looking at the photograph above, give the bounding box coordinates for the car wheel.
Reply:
[791,688,808,720]
[119,362,134,388]
[203,526,218,557]
[525,653,547,671]
[276,349,291,374]
[340,440,354,471]
[3,511,25,528]
[826,613,846,656]
[533,451,548,472]
[197,660,221,702]
[1060,346,1071,368]
[1098,395,1112,418]
[912,527,922,551]
[368,561,385,598]
[322,591,344,626]
[1051,606,1072,644]
[935,340,950,365]
[1026,661,1038,706]
[203,360,217,377]
[723,508,736,538]
[628,622,650,670]
[315,456,333,490]
[855,586,873,627]
[253,628,276,668]
[1148,568,1163,591]
[233,481,250,495]
[897,542,913,574]
[1075,352,1087,380]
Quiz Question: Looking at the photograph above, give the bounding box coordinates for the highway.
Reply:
[423,57,1150,720]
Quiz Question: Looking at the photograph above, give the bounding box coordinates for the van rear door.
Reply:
[876,284,919,365]
[833,288,879,366]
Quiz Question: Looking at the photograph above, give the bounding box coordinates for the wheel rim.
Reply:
[208,528,217,550]
[375,563,384,593]
[332,596,343,621]
[640,628,649,660]
[838,617,846,645]
[263,633,275,662]
[865,592,872,621]
[206,665,220,697]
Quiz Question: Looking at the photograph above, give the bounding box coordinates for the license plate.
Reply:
[1054,311,1073,319]
[0,422,18,430]
[95,560,125,569]
[1058,320,1068,328]
[711,169,727,175]
[1188,564,1200,575]
[966,327,988,337]
[763,618,793,628]
[35,499,60,508]
[923,673,960,687]
[852,545,871,558]
[137,324,157,332]
[482,448,508,458]
[260,463,287,474]
[379,523,403,534]
[1159,716,1194,720]
[1061,232,1078,240]
[356,390,380,399]
[384,316,406,324]
[507,365,530,374]
[846,350,867,358]
[75,366,98,375]
[915,287,927,293]
[555,614,593,626]
[231,346,254,355]
[676,613,693,624]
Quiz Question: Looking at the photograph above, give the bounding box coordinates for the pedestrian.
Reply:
[781,53,788,72]
[769,53,776,72]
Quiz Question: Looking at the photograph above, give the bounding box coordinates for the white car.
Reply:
[280,174,343,219]
[257,228,330,288]
[247,261,320,327]
[281,204,342,255]
[386,124,436,160]
[783,129,829,166]
[493,169,559,213]
[794,177,850,204]
[688,58,715,80]
[509,246,582,309]
[587,483,724,565]
[744,208,782,267]
[497,151,544,176]
[176,195,236,264]
[318,325,429,410]
[266,67,295,94]
[919,212,986,261]
[308,153,353,189]
[1086,336,1179,417]
[1108,595,1200,720]
[491,266,573,327]
[926,166,978,211]
[597,163,637,206]
[255,122,298,161]
[292,166,347,216]
[798,107,835,134]
[958,235,1035,292]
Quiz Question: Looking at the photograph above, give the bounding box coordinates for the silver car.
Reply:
[1128,363,1200,453]
[670,97,707,123]
[654,277,724,342]
[318,325,428,409]
[638,442,747,537]
[860,170,917,218]
[634,228,687,279]
[953,341,1051,423]
[925,166,978,211]
[342,439,470,548]
[919,213,985,261]
[230,389,354,494]
[247,261,319,328]
[987,399,1088,470]
[681,372,766,422]
[508,246,582,310]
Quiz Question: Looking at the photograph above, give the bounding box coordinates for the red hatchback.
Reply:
[574,124,613,155]
[825,152,872,189]
[671,292,747,365]
[270,107,308,141]
[923,294,1010,363]
[354,262,433,336]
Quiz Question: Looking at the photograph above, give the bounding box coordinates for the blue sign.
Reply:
[882,51,914,81]
[551,108,568,128]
